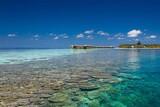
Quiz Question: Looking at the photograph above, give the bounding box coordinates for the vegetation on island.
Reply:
[119,41,160,48]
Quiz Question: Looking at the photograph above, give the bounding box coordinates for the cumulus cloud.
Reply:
[8,33,16,37]
[84,30,94,34]
[128,29,142,37]
[146,35,157,39]
[76,33,85,38]
[97,31,109,36]
[53,36,59,40]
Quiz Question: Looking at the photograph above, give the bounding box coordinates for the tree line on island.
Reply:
[119,41,160,48]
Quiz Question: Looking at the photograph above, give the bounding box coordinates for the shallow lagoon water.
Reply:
[0,49,160,107]
[0,49,88,64]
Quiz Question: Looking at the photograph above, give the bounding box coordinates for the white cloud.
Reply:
[33,34,39,38]
[59,33,66,36]
[86,35,94,39]
[59,33,69,39]
[114,33,124,37]
[34,38,39,41]
[76,33,84,38]
[49,33,69,39]
[8,33,16,37]
[49,33,54,36]
[135,38,139,41]
[84,30,94,34]
[63,36,69,39]
[107,37,114,40]
[31,34,40,40]
[53,36,59,40]
[146,35,157,39]
[97,31,109,36]
[114,33,125,40]
[128,29,142,37]
[117,37,125,40]
[150,35,157,38]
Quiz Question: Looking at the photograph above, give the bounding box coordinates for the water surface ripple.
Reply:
[0,49,160,107]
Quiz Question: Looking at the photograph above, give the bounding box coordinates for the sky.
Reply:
[0,0,160,48]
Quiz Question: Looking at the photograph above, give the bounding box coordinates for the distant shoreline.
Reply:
[119,43,160,49]
[115,48,160,49]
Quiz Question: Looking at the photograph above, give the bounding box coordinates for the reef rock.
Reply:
[88,99,100,107]
[79,83,100,91]
[48,93,69,103]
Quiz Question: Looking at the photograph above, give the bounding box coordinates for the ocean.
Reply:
[0,49,160,107]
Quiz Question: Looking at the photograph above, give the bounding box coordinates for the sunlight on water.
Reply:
[127,50,140,70]
[0,49,88,64]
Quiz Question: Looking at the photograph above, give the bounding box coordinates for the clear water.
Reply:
[0,49,88,64]
[111,49,160,107]
[0,49,160,107]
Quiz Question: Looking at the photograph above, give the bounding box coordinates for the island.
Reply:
[119,41,160,48]
[71,45,114,49]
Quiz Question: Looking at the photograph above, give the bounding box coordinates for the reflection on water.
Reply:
[0,49,160,107]
[127,50,140,70]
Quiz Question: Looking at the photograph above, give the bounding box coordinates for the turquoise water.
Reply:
[0,49,160,107]
[110,49,160,107]
[68,49,160,107]
[0,49,87,64]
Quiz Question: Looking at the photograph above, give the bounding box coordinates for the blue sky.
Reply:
[0,0,160,48]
